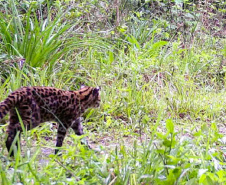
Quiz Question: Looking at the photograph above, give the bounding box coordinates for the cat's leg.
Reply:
[6,127,21,157]
[71,117,84,135]
[55,124,68,154]
[71,117,91,149]
[6,110,22,157]
[6,104,33,157]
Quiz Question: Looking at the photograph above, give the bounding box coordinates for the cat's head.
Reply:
[79,85,101,108]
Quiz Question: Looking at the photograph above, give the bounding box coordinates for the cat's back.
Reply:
[11,86,72,106]
[28,86,74,104]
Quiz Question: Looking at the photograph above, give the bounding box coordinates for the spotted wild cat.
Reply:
[0,86,100,156]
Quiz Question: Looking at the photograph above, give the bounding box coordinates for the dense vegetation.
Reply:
[0,0,225,184]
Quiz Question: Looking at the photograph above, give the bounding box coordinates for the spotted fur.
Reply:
[0,86,100,156]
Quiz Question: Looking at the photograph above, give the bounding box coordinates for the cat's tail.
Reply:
[0,87,27,121]
[0,99,11,120]
[0,95,18,120]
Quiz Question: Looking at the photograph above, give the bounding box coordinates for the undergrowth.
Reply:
[0,0,226,184]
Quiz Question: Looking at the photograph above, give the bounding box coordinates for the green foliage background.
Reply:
[0,0,226,184]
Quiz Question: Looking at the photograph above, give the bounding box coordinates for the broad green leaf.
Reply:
[166,119,174,133]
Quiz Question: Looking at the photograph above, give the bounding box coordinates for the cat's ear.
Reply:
[80,84,86,89]
[93,87,100,96]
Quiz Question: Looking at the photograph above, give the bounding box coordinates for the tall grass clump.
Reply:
[0,0,74,68]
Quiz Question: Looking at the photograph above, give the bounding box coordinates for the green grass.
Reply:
[0,36,225,184]
[0,1,226,184]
